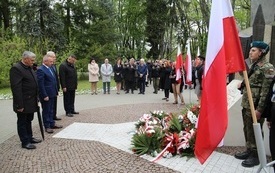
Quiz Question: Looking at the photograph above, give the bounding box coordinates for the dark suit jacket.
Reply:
[59,60,78,90]
[51,64,60,91]
[10,62,38,113]
[37,65,58,99]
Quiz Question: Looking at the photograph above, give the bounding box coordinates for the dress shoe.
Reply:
[66,113,74,117]
[241,157,259,167]
[51,124,63,129]
[234,150,251,160]
[31,138,42,144]
[45,128,54,134]
[22,143,36,149]
[72,111,79,114]
[54,117,62,121]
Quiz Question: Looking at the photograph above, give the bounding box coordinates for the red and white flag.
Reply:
[194,0,245,164]
[185,41,192,83]
[176,44,183,82]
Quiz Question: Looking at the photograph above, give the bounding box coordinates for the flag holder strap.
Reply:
[254,123,275,173]
[243,70,274,172]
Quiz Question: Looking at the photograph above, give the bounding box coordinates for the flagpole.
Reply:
[242,70,257,123]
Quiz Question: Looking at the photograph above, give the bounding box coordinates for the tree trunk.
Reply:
[0,0,10,30]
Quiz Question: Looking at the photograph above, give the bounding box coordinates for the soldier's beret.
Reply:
[250,41,269,55]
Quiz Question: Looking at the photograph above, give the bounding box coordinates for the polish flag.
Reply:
[176,44,183,82]
[185,41,192,83]
[194,0,245,164]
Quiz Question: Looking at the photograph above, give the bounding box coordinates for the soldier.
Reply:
[235,41,275,167]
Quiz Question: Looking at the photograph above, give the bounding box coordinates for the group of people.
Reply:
[88,57,150,95]
[87,56,207,106]
[10,51,79,150]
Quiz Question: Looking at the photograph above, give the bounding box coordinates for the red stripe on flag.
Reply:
[195,47,228,163]
[223,17,246,73]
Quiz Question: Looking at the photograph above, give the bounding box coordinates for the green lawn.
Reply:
[0,79,116,95]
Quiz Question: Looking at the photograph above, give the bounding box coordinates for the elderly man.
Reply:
[10,51,42,149]
[235,41,275,167]
[37,55,62,134]
[137,58,148,94]
[59,55,78,117]
[100,58,113,94]
[46,51,61,121]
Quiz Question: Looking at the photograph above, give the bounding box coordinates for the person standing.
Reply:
[113,58,123,94]
[100,58,113,94]
[151,60,161,94]
[10,51,42,149]
[137,58,147,94]
[170,62,185,105]
[194,55,205,104]
[46,51,61,121]
[124,58,136,94]
[162,60,172,101]
[234,41,275,167]
[88,57,100,95]
[59,55,79,117]
[37,55,63,133]
[262,76,275,172]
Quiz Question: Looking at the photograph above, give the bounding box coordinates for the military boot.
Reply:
[234,149,251,160]
[241,150,259,167]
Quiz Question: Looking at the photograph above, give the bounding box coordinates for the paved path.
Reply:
[0,85,274,172]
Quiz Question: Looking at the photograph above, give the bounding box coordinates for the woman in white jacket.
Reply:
[88,58,100,94]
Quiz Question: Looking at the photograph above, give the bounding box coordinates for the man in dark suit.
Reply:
[37,55,63,133]
[46,51,61,121]
[10,51,42,149]
[59,55,79,117]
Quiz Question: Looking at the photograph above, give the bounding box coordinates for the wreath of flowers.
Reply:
[131,104,200,160]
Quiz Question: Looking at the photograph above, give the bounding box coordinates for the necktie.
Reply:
[49,67,54,77]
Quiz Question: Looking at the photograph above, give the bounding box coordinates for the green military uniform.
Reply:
[241,58,275,150]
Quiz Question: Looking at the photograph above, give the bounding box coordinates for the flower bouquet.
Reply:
[131,104,200,160]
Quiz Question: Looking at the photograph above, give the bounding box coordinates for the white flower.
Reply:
[147,129,155,134]
[142,113,151,120]
[187,111,198,124]
[152,118,158,125]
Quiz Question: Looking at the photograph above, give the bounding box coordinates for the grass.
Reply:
[0,79,116,95]
[77,79,116,92]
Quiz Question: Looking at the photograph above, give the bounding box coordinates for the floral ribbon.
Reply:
[151,133,174,162]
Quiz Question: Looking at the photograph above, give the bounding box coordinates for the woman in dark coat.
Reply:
[162,60,172,101]
[113,58,123,94]
[262,77,275,172]
[124,58,136,94]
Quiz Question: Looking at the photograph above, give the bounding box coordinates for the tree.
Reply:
[145,0,168,59]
